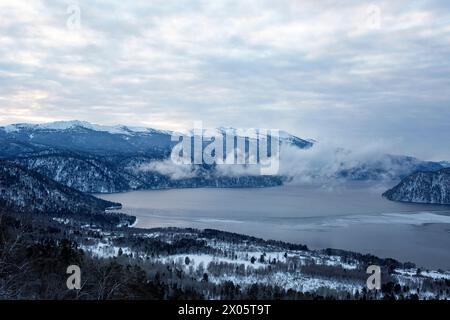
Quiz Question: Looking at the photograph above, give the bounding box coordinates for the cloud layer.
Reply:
[1,0,450,160]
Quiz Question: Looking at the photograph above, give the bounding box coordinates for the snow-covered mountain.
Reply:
[0,160,119,214]
[383,168,450,204]
[2,120,172,136]
[0,120,448,193]
[196,126,314,149]
[0,120,175,156]
[439,161,450,168]
[0,120,312,158]
[12,154,139,193]
[10,153,283,193]
[0,120,305,192]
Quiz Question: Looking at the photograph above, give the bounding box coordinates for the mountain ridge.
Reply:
[0,160,120,214]
[0,120,313,160]
[383,168,450,204]
[0,120,448,194]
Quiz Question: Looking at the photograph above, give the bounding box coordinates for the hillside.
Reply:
[383,168,450,204]
[0,161,120,214]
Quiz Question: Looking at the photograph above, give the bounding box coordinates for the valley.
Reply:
[1,120,449,300]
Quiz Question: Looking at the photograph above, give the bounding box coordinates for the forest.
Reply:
[1,209,448,300]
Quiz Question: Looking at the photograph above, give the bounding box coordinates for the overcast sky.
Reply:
[0,0,449,160]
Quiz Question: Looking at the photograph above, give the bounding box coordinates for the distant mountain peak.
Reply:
[180,126,314,149]
[2,120,159,136]
[1,120,314,149]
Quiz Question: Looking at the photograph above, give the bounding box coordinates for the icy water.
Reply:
[98,185,450,269]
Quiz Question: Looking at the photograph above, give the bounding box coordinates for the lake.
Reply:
[98,184,450,269]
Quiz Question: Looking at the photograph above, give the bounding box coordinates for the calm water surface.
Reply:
[98,185,450,269]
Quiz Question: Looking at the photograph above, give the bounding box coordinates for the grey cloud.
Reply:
[0,0,449,159]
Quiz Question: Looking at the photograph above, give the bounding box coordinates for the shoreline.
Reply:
[100,187,450,270]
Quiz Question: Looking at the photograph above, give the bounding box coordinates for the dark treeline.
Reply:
[1,210,449,300]
[0,211,322,300]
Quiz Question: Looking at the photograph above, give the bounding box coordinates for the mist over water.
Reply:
[99,184,450,269]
